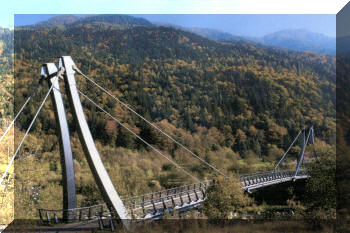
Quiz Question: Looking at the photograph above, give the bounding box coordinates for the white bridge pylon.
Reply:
[58,56,130,228]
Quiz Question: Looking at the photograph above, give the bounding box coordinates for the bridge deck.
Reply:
[38,170,308,223]
[240,170,308,192]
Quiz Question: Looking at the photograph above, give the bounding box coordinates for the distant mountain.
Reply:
[155,23,244,42]
[188,28,244,42]
[22,15,336,55]
[33,15,81,27]
[29,14,153,29]
[258,29,335,55]
[157,25,335,55]
[24,15,336,55]
[73,15,153,28]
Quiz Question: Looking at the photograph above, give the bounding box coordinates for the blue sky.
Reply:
[1,0,347,37]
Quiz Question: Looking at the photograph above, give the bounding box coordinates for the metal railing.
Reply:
[128,186,209,218]
[38,203,108,224]
[240,170,308,189]
[122,180,212,206]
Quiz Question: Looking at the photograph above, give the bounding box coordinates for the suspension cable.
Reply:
[77,89,200,182]
[0,81,55,185]
[74,67,228,178]
[0,81,42,143]
[273,130,302,171]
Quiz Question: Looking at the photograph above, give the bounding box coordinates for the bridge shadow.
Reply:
[248,179,307,206]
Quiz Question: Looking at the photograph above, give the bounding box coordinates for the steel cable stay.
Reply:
[0,81,56,185]
[77,88,200,183]
[73,67,228,178]
[0,80,43,143]
[273,130,302,171]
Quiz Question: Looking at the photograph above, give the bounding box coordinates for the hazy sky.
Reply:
[135,14,336,37]
[14,14,336,38]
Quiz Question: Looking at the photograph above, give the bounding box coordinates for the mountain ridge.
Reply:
[22,14,335,55]
[258,28,335,55]
[178,27,335,55]
[33,14,81,27]
[26,14,153,29]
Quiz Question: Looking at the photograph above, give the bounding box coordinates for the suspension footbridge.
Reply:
[0,56,314,231]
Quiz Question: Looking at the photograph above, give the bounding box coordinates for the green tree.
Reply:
[305,141,336,218]
[202,176,252,219]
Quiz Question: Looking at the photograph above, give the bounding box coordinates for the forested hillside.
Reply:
[0,28,13,129]
[11,15,335,218]
[0,27,14,226]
